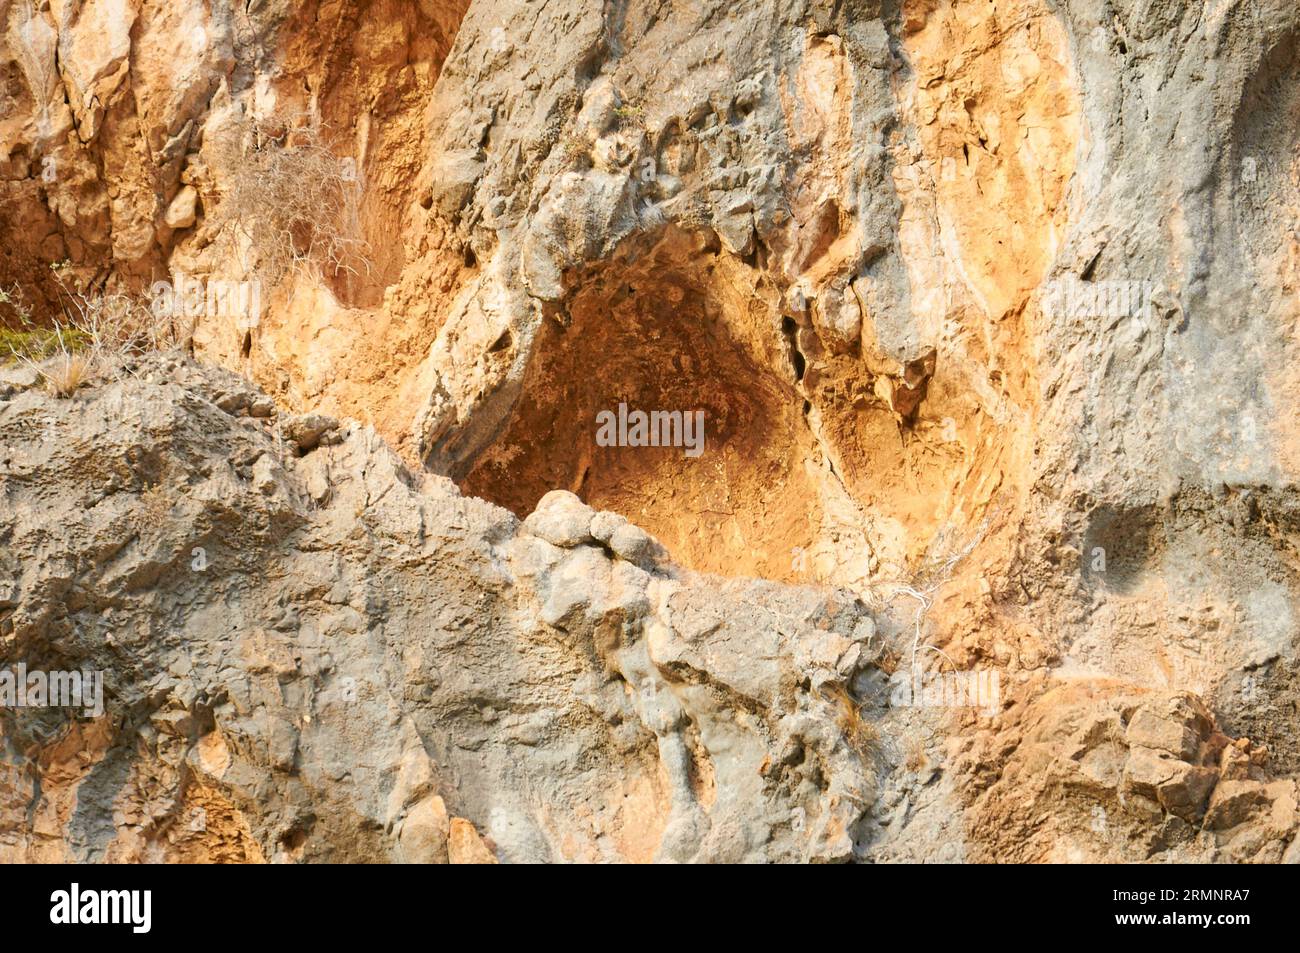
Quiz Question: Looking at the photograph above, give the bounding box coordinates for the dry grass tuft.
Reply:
[823,683,884,767]
[41,350,92,398]
[903,732,929,773]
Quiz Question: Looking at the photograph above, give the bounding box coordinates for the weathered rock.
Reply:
[397,797,450,864]
[448,818,497,865]
[1126,700,1209,764]
[522,490,593,547]
[1154,765,1219,823]
[0,360,876,863]
[1205,780,1275,832]
[589,510,627,545]
[0,365,39,397]
[164,186,199,230]
[280,413,341,454]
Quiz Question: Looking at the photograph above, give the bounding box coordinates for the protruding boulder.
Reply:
[523,490,594,547]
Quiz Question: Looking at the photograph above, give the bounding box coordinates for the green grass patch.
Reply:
[0,326,92,363]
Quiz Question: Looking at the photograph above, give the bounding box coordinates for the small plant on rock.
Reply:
[2,267,176,397]
[212,109,371,288]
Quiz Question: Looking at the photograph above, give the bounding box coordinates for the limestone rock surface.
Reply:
[2,0,1300,864]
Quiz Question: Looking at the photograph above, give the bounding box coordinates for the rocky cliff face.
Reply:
[1,0,1298,863]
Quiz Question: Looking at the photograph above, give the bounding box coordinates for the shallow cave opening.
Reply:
[460,229,824,580]
[460,221,986,584]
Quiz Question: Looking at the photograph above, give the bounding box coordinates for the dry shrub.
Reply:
[0,284,74,359]
[3,269,189,397]
[212,109,370,287]
[903,732,928,773]
[823,683,885,768]
[860,510,999,667]
[56,271,189,358]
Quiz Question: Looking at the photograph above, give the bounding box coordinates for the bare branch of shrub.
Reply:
[3,266,193,396]
[210,109,371,289]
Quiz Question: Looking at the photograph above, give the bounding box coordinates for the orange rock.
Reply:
[448,818,498,865]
